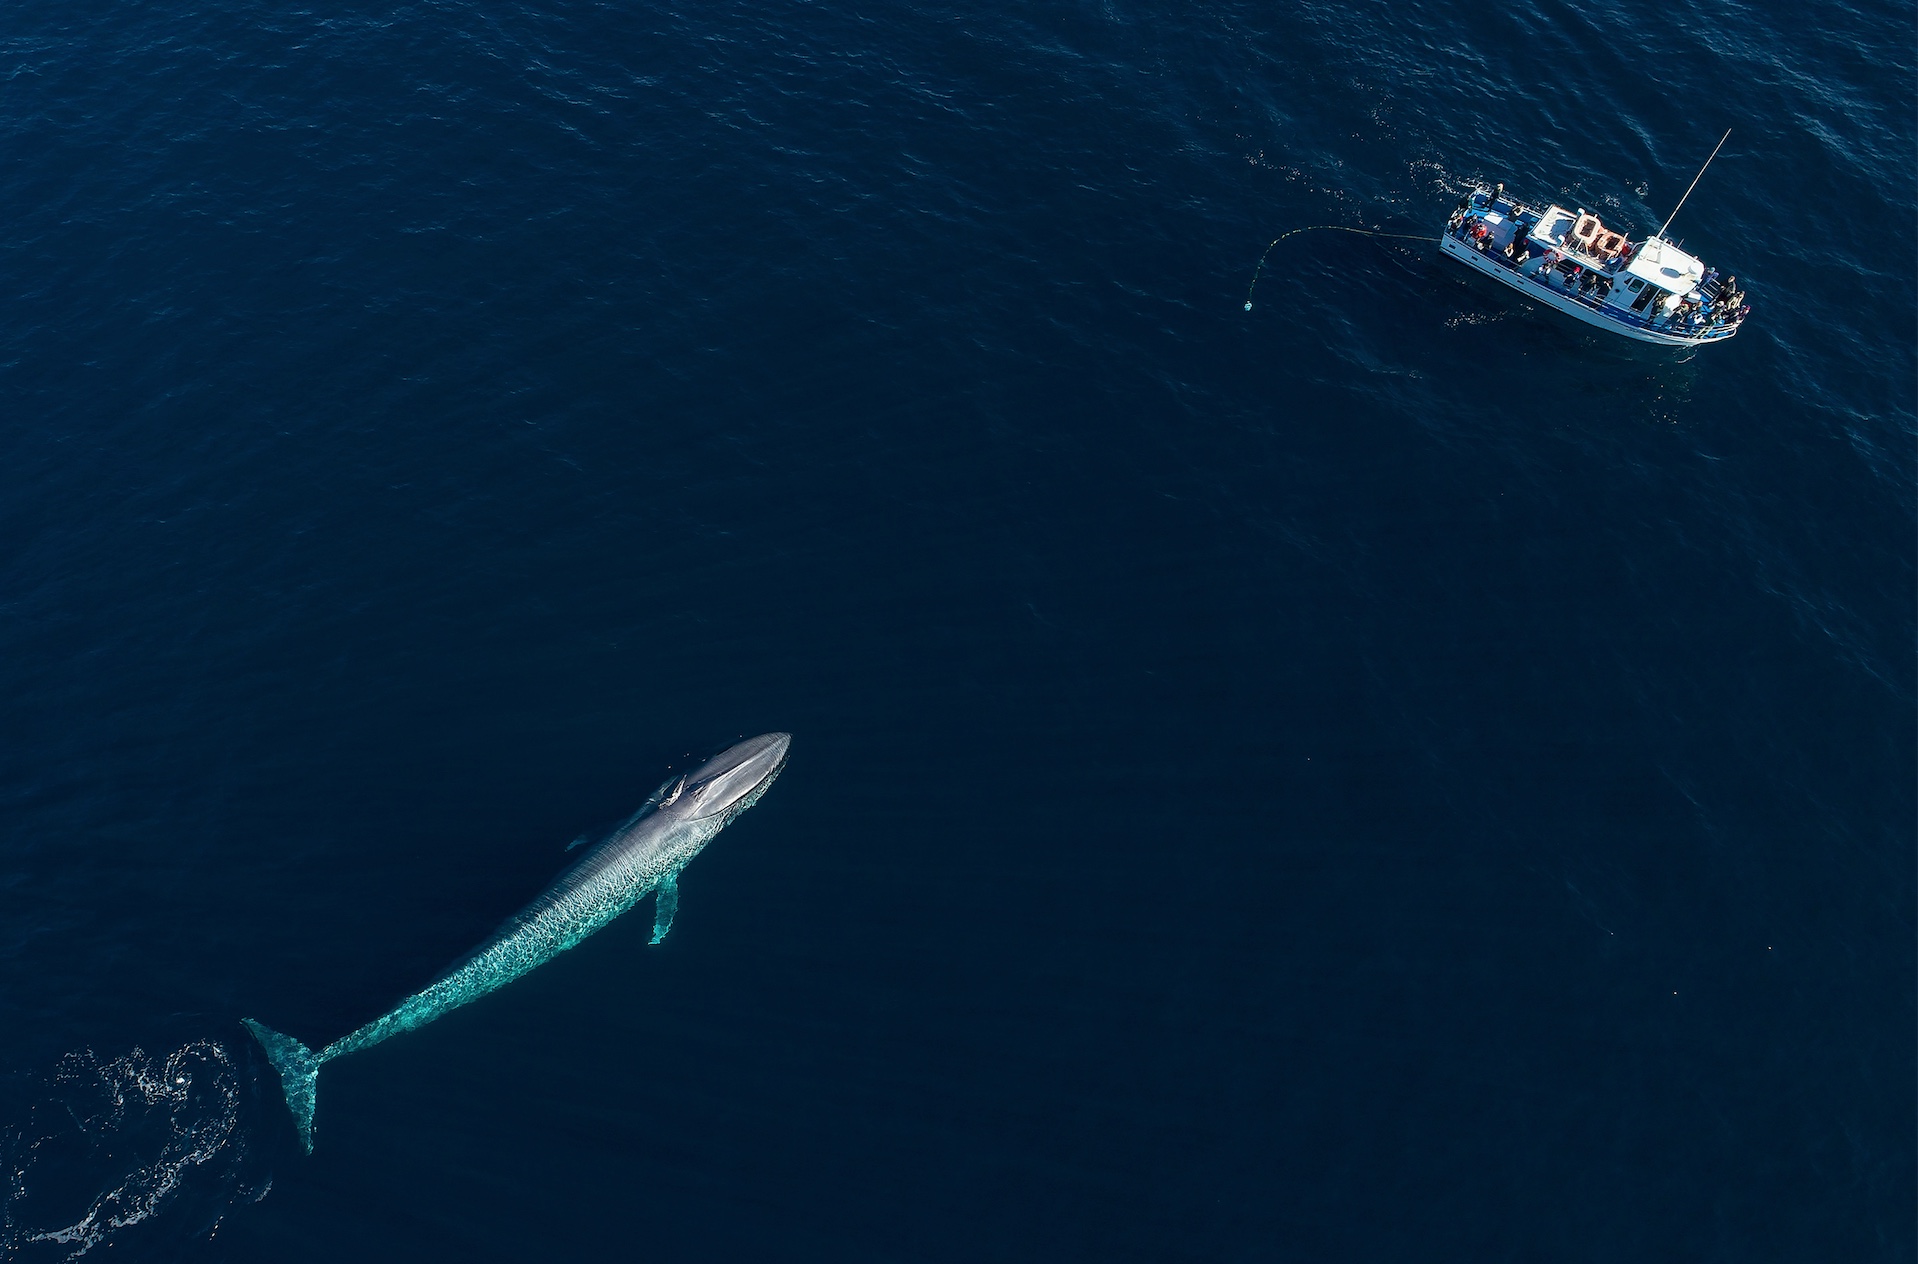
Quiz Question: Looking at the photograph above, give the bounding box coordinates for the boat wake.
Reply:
[0,1039,269,1261]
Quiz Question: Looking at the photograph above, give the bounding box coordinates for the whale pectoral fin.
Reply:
[650,872,680,945]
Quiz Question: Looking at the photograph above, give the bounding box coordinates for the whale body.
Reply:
[245,732,791,1152]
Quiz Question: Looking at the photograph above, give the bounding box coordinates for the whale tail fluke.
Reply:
[243,1019,321,1154]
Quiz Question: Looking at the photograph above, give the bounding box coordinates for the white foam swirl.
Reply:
[0,1040,256,1260]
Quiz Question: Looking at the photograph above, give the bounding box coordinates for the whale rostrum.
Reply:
[244,733,791,1152]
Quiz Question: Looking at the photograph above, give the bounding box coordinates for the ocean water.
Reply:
[0,0,1910,1259]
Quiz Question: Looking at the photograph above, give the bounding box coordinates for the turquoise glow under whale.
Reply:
[245,733,791,1152]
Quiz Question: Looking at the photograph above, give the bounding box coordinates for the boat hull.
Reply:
[1439,235,1735,347]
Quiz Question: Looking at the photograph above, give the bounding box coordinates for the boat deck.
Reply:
[1445,190,1743,345]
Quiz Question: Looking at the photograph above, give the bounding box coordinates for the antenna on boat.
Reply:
[1656,128,1731,240]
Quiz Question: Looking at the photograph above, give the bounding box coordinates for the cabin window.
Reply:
[1626,278,1643,292]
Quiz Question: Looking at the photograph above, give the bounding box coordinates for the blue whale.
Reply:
[245,732,791,1152]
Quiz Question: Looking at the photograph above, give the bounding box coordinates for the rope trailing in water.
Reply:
[1243,225,1441,310]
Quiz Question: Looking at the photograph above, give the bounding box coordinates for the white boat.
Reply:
[1439,178,1749,347]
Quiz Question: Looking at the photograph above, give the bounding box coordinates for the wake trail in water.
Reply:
[0,1039,269,1261]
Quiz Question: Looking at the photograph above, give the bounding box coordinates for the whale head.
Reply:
[653,732,791,823]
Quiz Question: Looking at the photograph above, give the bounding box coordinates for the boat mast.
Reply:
[1656,128,1731,240]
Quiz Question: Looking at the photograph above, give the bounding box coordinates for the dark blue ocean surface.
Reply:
[0,0,1910,1258]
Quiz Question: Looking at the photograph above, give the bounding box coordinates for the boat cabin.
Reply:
[1604,236,1707,319]
[1621,236,1705,297]
[1526,205,1627,268]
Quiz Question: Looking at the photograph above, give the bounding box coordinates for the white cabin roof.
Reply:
[1625,237,1705,295]
[1525,204,1629,269]
[1528,205,1578,250]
